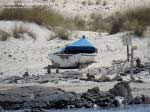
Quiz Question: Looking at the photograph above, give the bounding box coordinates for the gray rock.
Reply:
[82,87,117,108]
[0,86,66,109]
[109,81,133,104]
[133,96,143,104]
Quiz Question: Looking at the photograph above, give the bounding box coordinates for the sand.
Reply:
[0,21,150,98]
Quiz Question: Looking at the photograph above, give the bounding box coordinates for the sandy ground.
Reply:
[0,21,150,98]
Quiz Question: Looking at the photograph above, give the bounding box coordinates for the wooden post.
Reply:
[130,47,134,80]
[130,46,137,80]
[127,45,130,61]
[56,68,59,74]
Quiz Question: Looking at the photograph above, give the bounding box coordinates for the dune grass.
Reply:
[0,6,150,38]
[0,7,86,40]
[109,7,150,35]
[0,7,65,27]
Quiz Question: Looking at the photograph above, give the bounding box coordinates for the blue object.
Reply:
[63,36,97,54]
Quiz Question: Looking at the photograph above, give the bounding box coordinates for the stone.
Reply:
[23,72,30,78]
[99,75,111,82]
[109,81,133,104]
[82,87,116,108]
[133,96,143,104]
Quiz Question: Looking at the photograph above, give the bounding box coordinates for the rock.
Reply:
[0,84,135,110]
[132,80,144,83]
[109,81,133,104]
[74,98,93,108]
[99,75,111,82]
[142,95,150,104]
[6,76,23,83]
[62,71,81,79]
[23,72,30,78]
[49,91,81,109]
[113,76,123,81]
[0,86,67,110]
[0,106,4,112]
[87,87,100,94]
[133,96,143,104]
[86,73,95,81]
[120,72,127,76]
[8,54,12,57]
[82,87,117,108]
[114,96,126,106]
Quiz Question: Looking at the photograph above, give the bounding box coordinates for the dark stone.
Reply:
[86,73,95,81]
[99,75,111,82]
[109,81,133,104]
[6,76,23,83]
[8,54,12,57]
[23,72,29,78]
[142,95,150,104]
[87,87,100,94]
[120,72,127,76]
[82,87,116,108]
[62,71,81,79]
[0,86,67,110]
[113,76,123,81]
[134,96,143,104]
[136,58,141,68]
[74,98,92,108]
[0,84,135,110]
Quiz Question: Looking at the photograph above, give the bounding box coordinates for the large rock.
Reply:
[0,84,135,110]
[82,87,119,108]
[0,86,79,110]
[133,95,150,104]
[109,81,133,104]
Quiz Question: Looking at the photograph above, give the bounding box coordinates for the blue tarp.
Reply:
[57,36,97,54]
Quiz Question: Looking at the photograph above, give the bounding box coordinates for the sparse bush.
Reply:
[96,0,101,5]
[0,7,86,34]
[12,24,29,39]
[11,24,36,40]
[89,13,112,32]
[99,75,111,82]
[55,28,70,40]
[88,1,93,5]
[27,31,36,40]
[82,1,86,5]
[0,6,149,36]
[0,30,10,41]
[103,0,107,6]
[0,7,65,27]
[113,7,150,36]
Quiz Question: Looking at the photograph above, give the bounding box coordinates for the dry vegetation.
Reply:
[0,6,150,40]
[0,30,10,41]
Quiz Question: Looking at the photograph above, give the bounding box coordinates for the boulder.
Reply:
[142,95,150,104]
[82,87,118,108]
[0,86,80,110]
[109,81,133,104]
[133,96,143,104]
